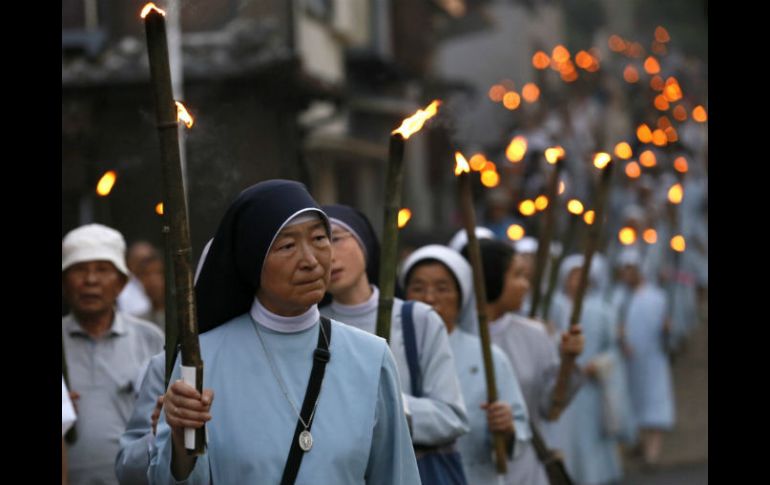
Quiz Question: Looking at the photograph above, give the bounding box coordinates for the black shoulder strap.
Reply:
[280,317,332,485]
[400,301,422,397]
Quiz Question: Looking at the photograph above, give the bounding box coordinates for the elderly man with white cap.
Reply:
[62,223,163,485]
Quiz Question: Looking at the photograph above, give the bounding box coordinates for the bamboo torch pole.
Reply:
[455,152,508,474]
[376,100,441,341]
[529,148,565,319]
[547,153,615,420]
[142,3,205,455]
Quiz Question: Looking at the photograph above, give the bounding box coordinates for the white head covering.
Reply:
[514,236,538,254]
[447,226,495,253]
[616,247,643,268]
[62,223,129,276]
[557,253,605,293]
[399,244,479,334]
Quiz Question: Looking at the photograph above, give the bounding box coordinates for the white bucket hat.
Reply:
[62,223,129,276]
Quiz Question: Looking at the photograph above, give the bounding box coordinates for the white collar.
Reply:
[250,297,319,333]
[330,285,379,317]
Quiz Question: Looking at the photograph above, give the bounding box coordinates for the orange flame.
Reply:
[593,152,611,169]
[454,152,470,175]
[626,42,644,58]
[652,41,668,56]
[575,51,593,69]
[480,170,500,188]
[693,105,708,122]
[488,84,506,103]
[506,136,528,163]
[644,56,660,75]
[552,45,570,64]
[392,100,441,139]
[639,150,657,168]
[522,83,540,103]
[398,208,412,229]
[519,200,536,216]
[532,51,551,70]
[608,35,626,52]
[643,228,658,244]
[535,195,549,211]
[674,156,689,174]
[558,181,566,195]
[175,101,194,128]
[96,170,117,197]
[671,235,686,252]
[140,2,166,18]
[583,210,595,225]
[668,183,684,204]
[561,70,579,83]
[481,161,497,173]
[567,199,584,215]
[544,146,565,164]
[650,75,664,91]
[657,116,672,130]
[614,142,632,160]
[637,124,653,143]
[506,224,525,241]
[155,202,164,215]
[625,161,641,179]
[654,94,670,111]
[469,154,487,172]
[655,26,671,43]
[652,129,668,146]
[619,227,637,245]
[623,65,639,84]
[664,126,678,143]
[673,104,688,122]
[664,78,683,102]
[503,91,521,110]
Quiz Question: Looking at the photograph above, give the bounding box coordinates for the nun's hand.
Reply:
[164,380,214,437]
[560,325,584,357]
[481,401,515,435]
[151,395,164,436]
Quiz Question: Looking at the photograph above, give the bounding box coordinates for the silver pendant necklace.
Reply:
[252,319,329,452]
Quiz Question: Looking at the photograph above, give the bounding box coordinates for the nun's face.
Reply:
[257,219,332,316]
[497,254,530,312]
[565,267,581,299]
[327,224,368,296]
[405,262,460,332]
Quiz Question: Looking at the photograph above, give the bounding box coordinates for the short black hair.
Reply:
[461,239,516,303]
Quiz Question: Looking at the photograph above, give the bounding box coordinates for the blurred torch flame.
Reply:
[532,51,550,70]
[454,152,470,175]
[625,161,641,179]
[398,208,412,229]
[674,156,689,173]
[643,228,657,244]
[96,170,117,197]
[480,170,500,188]
[583,210,595,225]
[693,105,708,122]
[503,91,521,110]
[650,75,664,91]
[519,200,536,216]
[175,101,194,128]
[392,100,441,139]
[637,124,653,143]
[155,202,164,215]
[469,154,487,171]
[664,77,683,102]
[522,83,540,103]
[655,26,670,43]
[639,150,657,168]
[671,235,686,252]
[567,199,584,215]
[558,181,566,195]
[593,152,611,169]
[668,183,684,204]
[623,65,639,83]
[535,195,549,211]
[652,129,668,146]
[614,142,632,160]
[488,84,506,102]
[544,146,565,164]
[673,104,688,121]
[644,56,660,75]
[140,2,166,18]
[507,224,525,241]
[506,136,528,163]
[619,227,637,245]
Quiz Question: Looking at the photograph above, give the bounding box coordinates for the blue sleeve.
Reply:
[365,347,422,485]
[116,352,166,485]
